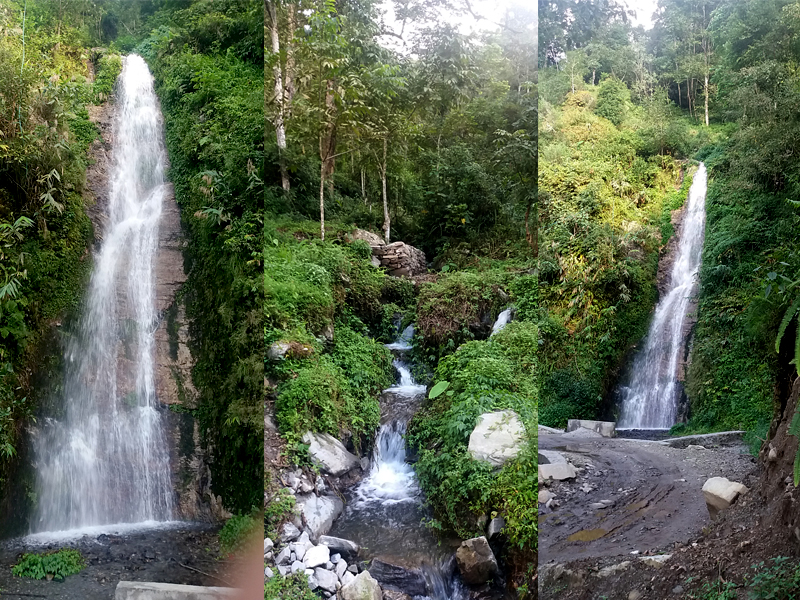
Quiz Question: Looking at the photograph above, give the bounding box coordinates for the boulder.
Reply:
[302,432,361,476]
[639,554,672,569]
[702,477,749,519]
[566,419,616,438]
[369,558,428,596]
[455,537,499,586]
[267,341,291,361]
[314,567,339,593]
[340,571,383,600]
[279,522,301,542]
[538,450,568,464]
[303,545,330,569]
[538,463,576,481]
[468,410,526,467]
[382,592,413,600]
[596,562,631,578]
[351,229,386,247]
[487,516,505,540]
[319,535,360,561]
[294,493,344,541]
[341,571,357,586]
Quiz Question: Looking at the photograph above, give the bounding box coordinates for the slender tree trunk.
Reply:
[285,4,296,113]
[381,136,390,242]
[319,159,326,242]
[677,80,681,110]
[266,1,289,191]
[361,167,366,204]
[525,200,536,254]
[592,69,596,86]
[704,73,709,126]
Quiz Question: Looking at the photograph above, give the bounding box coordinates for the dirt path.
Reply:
[0,524,228,600]
[539,430,757,566]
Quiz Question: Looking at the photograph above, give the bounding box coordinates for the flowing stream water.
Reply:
[30,55,174,534]
[329,324,468,599]
[618,163,708,429]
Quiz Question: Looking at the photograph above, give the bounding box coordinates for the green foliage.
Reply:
[408,321,537,550]
[264,485,296,540]
[219,511,262,556]
[595,76,630,126]
[686,557,800,600]
[12,549,85,581]
[275,326,391,451]
[93,53,122,103]
[264,572,318,600]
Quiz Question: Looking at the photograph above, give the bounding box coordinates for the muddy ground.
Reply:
[0,524,233,599]
[539,428,772,599]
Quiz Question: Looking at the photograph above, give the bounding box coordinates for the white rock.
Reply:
[538,490,553,504]
[293,541,311,562]
[339,571,382,600]
[294,494,344,541]
[639,554,672,568]
[331,553,341,564]
[315,567,339,593]
[336,559,348,579]
[264,538,274,553]
[702,477,749,519]
[304,544,331,569]
[340,571,356,586]
[275,546,292,566]
[302,432,361,476]
[325,561,334,570]
[291,560,305,574]
[280,522,301,542]
[265,567,274,579]
[277,565,289,577]
[539,463,577,481]
[468,410,526,467]
[487,516,504,539]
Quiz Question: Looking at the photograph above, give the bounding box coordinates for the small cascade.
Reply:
[618,163,708,429]
[490,307,513,336]
[329,325,467,600]
[30,55,174,534]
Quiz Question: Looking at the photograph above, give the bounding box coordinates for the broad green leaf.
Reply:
[428,380,450,399]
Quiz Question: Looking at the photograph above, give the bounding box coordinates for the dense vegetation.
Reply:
[0,0,263,520]
[266,0,536,594]
[538,0,800,445]
[0,0,111,487]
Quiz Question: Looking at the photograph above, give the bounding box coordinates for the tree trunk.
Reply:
[704,73,709,126]
[361,167,366,204]
[525,200,536,254]
[381,136,390,243]
[285,4,296,113]
[592,69,596,86]
[319,159,326,242]
[266,1,289,191]
[677,80,681,109]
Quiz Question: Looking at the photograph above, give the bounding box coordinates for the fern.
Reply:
[775,294,800,357]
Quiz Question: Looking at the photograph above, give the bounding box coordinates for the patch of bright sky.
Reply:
[625,0,660,29]
[376,0,535,54]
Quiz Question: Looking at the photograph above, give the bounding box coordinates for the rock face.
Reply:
[340,571,383,600]
[368,559,427,597]
[319,535,360,561]
[566,419,616,438]
[294,493,344,541]
[539,463,576,481]
[372,242,427,277]
[468,410,526,467]
[455,536,499,585]
[702,477,749,519]
[302,432,361,476]
[85,99,217,523]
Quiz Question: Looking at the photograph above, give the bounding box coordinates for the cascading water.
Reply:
[618,163,708,429]
[490,307,513,336]
[329,324,467,600]
[31,55,173,533]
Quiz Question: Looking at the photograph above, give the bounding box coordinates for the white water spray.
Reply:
[31,55,173,532]
[490,307,513,336]
[619,163,708,429]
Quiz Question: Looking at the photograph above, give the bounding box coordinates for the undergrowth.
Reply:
[12,549,85,581]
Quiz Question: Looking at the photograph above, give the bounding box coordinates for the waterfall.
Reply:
[31,55,174,533]
[618,163,708,429]
[490,307,513,336]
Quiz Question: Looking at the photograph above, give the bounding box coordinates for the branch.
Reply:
[461,0,521,34]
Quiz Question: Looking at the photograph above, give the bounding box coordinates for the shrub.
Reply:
[12,549,85,580]
[219,511,262,556]
[595,76,630,126]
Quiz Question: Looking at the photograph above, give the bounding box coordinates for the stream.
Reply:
[329,319,510,599]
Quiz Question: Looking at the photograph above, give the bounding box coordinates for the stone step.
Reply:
[115,581,240,600]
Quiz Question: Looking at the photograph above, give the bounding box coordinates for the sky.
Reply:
[376,0,535,53]
[625,0,660,29]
